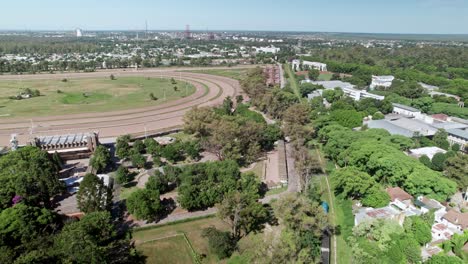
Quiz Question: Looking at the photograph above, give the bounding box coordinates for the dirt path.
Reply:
[0,69,247,145]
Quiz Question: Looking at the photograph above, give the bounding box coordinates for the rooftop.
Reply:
[409,147,447,160]
[447,128,468,140]
[443,209,468,229]
[392,103,421,113]
[37,133,92,146]
[386,187,413,202]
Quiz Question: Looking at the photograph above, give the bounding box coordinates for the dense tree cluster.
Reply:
[321,125,457,201]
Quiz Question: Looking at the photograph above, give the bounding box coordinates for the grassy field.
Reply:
[139,235,196,264]
[133,216,230,264]
[318,73,333,81]
[0,77,196,118]
[187,68,249,81]
[283,64,301,99]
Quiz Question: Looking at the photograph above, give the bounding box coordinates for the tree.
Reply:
[235,95,244,104]
[183,107,218,137]
[202,227,236,259]
[132,140,145,154]
[115,135,131,159]
[330,109,363,128]
[308,68,320,81]
[217,190,267,241]
[433,129,450,150]
[51,151,63,171]
[426,255,463,264]
[126,188,162,221]
[419,155,433,169]
[109,74,116,80]
[54,211,141,263]
[76,173,113,214]
[405,216,432,245]
[431,152,447,171]
[444,153,468,189]
[89,145,111,173]
[299,82,321,97]
[115,166,130,185]
[0,146,64,209]
[361,187,390,208]
[222,96,234,115]
[131,151,146,169]
[331,167,376,199]
[144,138,161,156]
[372,111,385,120]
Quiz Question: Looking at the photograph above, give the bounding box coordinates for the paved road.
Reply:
[0,66,255,145]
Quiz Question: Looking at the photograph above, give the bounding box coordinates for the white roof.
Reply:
[409,147,447,159]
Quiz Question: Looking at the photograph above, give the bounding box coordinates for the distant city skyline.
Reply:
[2,0,468,34]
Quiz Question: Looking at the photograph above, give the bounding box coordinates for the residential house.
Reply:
[441,210,468,232]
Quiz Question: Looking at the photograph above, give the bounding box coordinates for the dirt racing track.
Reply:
[0,68,248,145]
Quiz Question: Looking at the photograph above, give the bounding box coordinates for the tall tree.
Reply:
[90,145,111,173]
[76,173,113,214]
[444,153,468,189]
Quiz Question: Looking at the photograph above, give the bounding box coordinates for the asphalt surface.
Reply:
[0,66,254,145]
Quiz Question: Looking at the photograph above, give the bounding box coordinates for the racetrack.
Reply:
[0,67,252,146]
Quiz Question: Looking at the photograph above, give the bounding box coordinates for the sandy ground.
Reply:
[0,66,252,146]
[265,150,280,184]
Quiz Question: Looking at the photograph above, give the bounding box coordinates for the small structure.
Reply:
[370,75,394,90]
[392,103,422,119]
[355,206,406,226]
[441,210,468,232]
[154,136,175,145]
[10,134,18,151]
[386,187,413,205]
[409,147,447,160]
[31,132,99,160]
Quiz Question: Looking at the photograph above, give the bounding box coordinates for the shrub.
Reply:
[202,227,236,259]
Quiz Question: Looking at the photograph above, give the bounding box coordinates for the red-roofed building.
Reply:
[432,114,449,121]
[386,187,413,205]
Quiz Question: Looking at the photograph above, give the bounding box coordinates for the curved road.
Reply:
[0,67,250,145]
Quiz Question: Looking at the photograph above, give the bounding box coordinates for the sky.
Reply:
[1,0,468,34]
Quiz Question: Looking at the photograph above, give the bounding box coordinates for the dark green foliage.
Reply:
[0,204,61,262]
[126,188,162,221]
[90,145,111,173]
[299,83,321,97]
[178,161,240,210]
[419,155,433,169]
[308,68,320,81]
[131,151,146,168]
[433,129,450,150]
[146,171,170,194]
[116,135,131,159]
[144,138,161,156]
[431,152,447,171]
[51,151,63,171]
[452,143,461,152]
[404,216,432,245]
[322,88,344,103]
[0,146,64,209]
[54,211,141,263]
[115,166,130,185]
[161,143,184,163]
[184,140,201,160]
[444,153,468,189]
[132,139,145,154]
[202,227,236,259]
[76,173,113,214]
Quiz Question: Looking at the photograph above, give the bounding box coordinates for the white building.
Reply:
[409,147,447,160]
[254,46,280,54]
[303,80,384,101]
[370,75,394,90]
[392,103,423,119]
[291,59,327,72]
[446,129,468,149]
[76,28,83,37]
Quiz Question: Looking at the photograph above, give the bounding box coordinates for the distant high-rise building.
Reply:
[185,25,192,39]
[76,28,83,37]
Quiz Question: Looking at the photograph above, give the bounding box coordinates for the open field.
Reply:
[187,68,250,81]
[139,235,195,264]
[0,77,195,118]
[0,69,243,146]
[133,216,230,264]
[318,73,333,81]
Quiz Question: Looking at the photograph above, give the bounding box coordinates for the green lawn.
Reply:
[138,235,196,264]
[283,64,301,99]
[242,160,265,179]
[318,73,333,81]
[187,68,249,81]
[120,185,140,200]
[265,186,287,196]
[0,77,196,118]
[133,216,230,264]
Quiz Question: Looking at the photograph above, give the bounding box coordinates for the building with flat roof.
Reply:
[447,128,468,149]
[292,59,327,71]
[409,147,447,160]
[392,103,423,119]
[370,75,394,90]
[31,132,99,160]
[302,80,384,101]
[367,116,438,137]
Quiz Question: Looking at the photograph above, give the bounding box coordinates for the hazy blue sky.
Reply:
[2,0,467,34]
